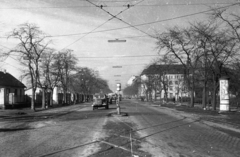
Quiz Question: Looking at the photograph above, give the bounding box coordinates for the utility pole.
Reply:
[116,83,121,114]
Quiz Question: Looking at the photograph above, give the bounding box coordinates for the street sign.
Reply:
[112,66,122,68]
[108,39,126,43]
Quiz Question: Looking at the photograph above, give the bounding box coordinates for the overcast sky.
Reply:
[0,0,239,91]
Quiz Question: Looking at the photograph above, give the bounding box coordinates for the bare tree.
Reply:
[155,20,239,109]
[40,49,61,107]
[7,23,50,110]
[54,49,78,104]
[189,21,219,109]
[152,55,178,102]
[211,8,240,42]
[155,26,201,107]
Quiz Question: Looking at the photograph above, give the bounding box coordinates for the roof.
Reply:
[141,64,185,75]
[0,71,26,88]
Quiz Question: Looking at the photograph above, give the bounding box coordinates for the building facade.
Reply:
[140,64,189,101]
[0,70,26,109]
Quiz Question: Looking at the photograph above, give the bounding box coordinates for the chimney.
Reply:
[4,69,6,74]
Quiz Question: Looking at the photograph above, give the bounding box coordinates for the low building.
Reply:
[0,70,26,109]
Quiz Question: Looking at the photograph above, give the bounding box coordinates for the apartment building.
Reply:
[140,64,189,100]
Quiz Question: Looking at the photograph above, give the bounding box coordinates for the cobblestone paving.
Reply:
[132,100,240,157]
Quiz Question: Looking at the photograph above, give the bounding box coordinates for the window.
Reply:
[175,81,178,84]
[15,89,18,96]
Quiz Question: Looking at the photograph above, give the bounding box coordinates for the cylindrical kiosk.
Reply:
[219,77,230,112]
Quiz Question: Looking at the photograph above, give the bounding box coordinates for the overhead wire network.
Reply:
[29,2,238,39]
[1,1,239,70]
[60,0,146,50]
[75,54,161,59]
[0,2,236,9]
[0,2,238,39]
[86,0,153,37]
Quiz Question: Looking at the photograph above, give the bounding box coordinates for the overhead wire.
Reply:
[0,1,239,61]
[60,18,112,50]
[0,2,238,39]
[60,0,146,50]
[0,3,235,9]
[31,2,239,39]
[75,54,162,59]
[86,0,153,37]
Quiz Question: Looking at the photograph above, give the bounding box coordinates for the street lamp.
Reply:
[108,39,126,43]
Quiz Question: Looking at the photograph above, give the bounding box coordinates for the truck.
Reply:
[92,96,109,110]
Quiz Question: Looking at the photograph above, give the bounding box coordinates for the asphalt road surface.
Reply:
[0,100,240,157]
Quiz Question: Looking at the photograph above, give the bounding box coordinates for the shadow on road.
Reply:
[0,127,34,132]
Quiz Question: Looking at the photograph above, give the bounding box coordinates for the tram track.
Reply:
[33,100,238,157]
[37,103,196,157]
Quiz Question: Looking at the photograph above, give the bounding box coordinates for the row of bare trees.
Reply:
[1,23,111,110]
[153,8,240,110]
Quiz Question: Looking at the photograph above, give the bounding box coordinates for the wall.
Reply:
[0,88,5,107]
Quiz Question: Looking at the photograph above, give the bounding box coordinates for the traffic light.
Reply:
[117,83,121,91]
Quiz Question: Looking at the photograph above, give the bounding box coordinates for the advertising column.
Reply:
[219,77,230,112]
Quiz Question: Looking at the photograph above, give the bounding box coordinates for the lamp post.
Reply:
[116,83,121,114]
[110,38,125,114]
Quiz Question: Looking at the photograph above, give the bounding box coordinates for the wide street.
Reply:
[1,99,240,157]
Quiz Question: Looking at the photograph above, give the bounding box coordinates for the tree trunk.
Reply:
[154,88,157,101]
[31,88,35,111]
[211,73,220,111]
[202,85,206,108]
[206,89,210,109]
[149,90,152,101]
[74,93,77,105]
[212,82,218,110]
[146,91,149,102]
[190,75,195,107]
[190,90,194,107]
[63,88,67,104]
[49,89,53,107]
[42,88,45,109]
[164,91,168,103]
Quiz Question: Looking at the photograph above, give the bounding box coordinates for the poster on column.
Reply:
[219,79,229,111]
[220,79,229,102]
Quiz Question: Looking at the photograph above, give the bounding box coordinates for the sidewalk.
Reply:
[0,102,92,131]
[144,100,240,138]
[0,102,91,119]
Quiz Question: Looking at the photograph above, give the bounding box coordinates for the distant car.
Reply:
[108,93,117,104]
[92,98,109,110]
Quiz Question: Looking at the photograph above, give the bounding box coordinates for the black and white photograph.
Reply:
[0,0,240,156]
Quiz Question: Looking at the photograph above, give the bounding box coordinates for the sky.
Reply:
[0,0,239,92]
